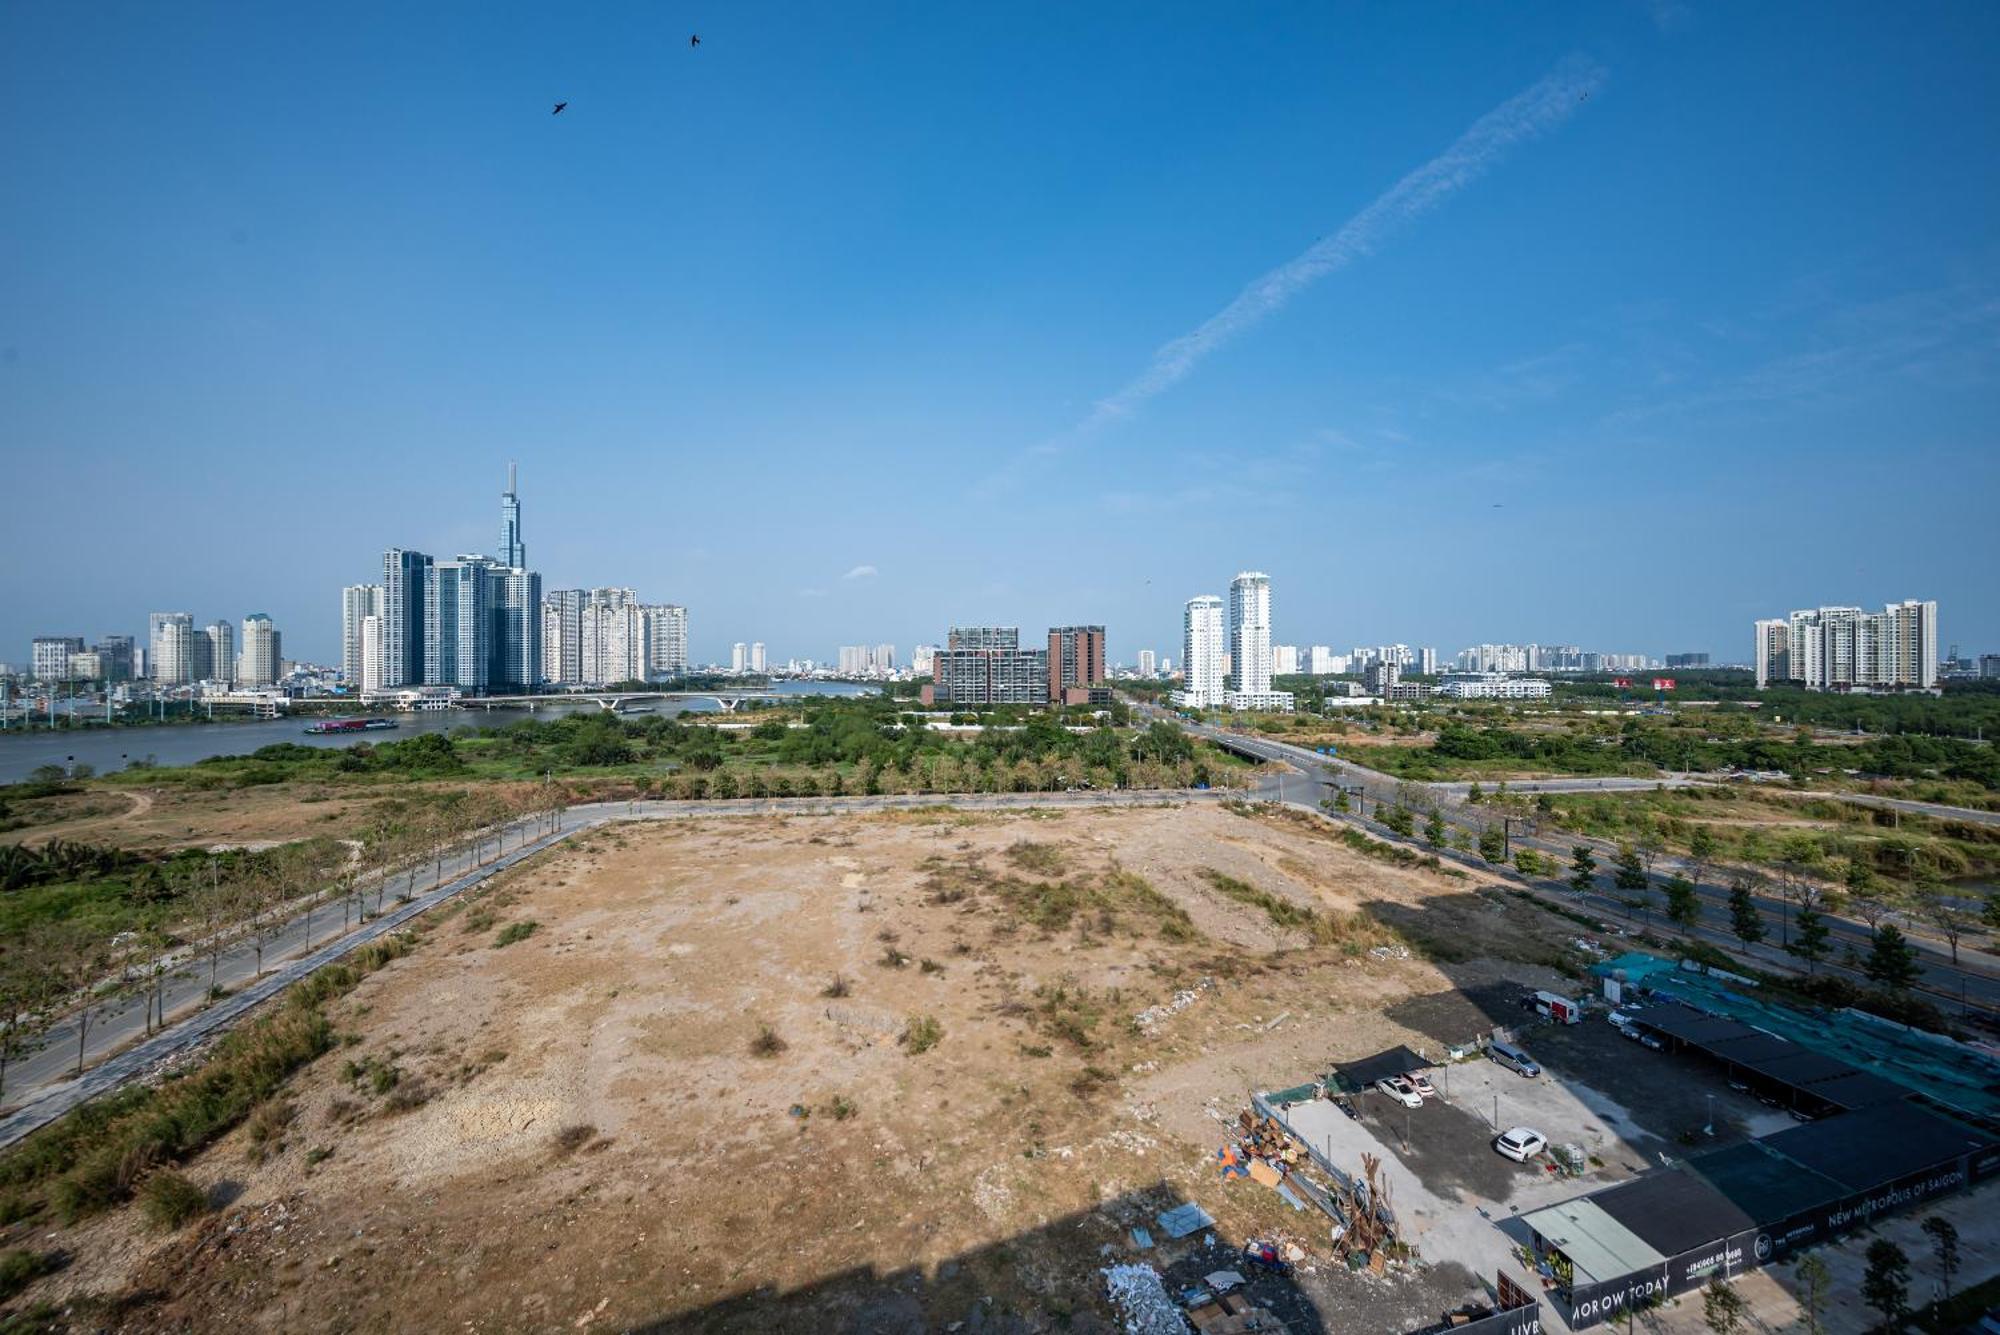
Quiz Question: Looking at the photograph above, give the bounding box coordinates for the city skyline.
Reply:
[5,7,1999,661]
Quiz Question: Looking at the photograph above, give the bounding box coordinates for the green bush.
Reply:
[493,921,538,947]
[138,1171,208,1232]
[901,1014,943,1054]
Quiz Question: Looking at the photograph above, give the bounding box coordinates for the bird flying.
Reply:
[552,101,567,115]
[690,33,701,47]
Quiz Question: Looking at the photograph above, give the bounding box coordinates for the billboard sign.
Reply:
[1652,677,1676,691]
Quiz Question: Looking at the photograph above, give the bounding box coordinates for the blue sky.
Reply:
[4,3,1997,667]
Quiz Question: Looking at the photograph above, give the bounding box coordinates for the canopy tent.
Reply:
[1330,1045,1432,1091]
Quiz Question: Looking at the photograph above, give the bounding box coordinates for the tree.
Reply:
[1863,923,1922,992]
[1787,903,1830,975]
[1478,826,1506,862]
[1613,844,1651,922]
[1569,845,1597,893]
[1513,847,1545,877]
[1466,781,1484,805]
[1425,809,1448,849]
[1701,1278,1746,1335]
[1983,891,2000,932]
[1687,824,1719,889]
[1381,806,1415,838]
[1728,877,1767,949]
[1916,885,1973,970]
[1664,876,1700,931]
[0,944,58,1100]
[1794,1253,1829,1335]
[1861,1239,1909,1331]
[1922,1215,1959,1312]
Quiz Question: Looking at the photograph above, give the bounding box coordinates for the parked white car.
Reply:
[1494,1127,1548,1162]
[1408,1072,1437,1099]
[1606,1009,1638,1028]
[1375,1076,1424,1109]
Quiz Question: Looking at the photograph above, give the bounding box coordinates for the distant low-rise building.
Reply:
[1436,672,1551,700]
[1664,652,1710,669]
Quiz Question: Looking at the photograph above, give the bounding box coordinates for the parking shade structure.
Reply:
[1329,1045,1432,1092]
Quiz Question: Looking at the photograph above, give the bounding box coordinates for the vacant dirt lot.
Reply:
[19,803,1598,1333]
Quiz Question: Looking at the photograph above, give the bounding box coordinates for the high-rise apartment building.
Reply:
[91,635,134,682]
[425,558,495,691]
[381,549,430,689]
[750,642,768,674]
[1756,601,1938,691]
[1136,649,1157,679]
[1176,596,1225,708]
[200,621,234,685]
[1224,572,1292,710]
[1272,644,1299,676]
[912,644,937,676]
[237,613,280,687]
[1227,572,1273,695]
[148,612,195,685]
[579,588,644,686]
[1047,625,1106,703]
[341,584,383,683]
[927,626,1048,706]
[642,604,688,677]
[542,589,586,685]
[731,642,749,674]
[30,637,83,681]
[359,614,385,694]
[1417,647,1437,676]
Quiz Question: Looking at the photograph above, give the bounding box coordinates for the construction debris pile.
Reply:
[1103,1263,1191,1335]
[1135,976,1215,1033]
[1220,1108,1405,1274]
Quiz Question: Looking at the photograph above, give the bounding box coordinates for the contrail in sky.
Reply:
[1080,56,1606,431]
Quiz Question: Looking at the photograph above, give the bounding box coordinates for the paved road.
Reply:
[1788,790,2000,829]
[0,787,1222,1149]
[1168,712,2000,1016]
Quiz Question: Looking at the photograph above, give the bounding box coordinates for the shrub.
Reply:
[825,1095,858,1121]
[821,974,851,998]
[138,1171,209,1232]
[493,921,538,948]
[750,1024,788,1058]
[878,946,910,969]
[901,1014,943,1054]
[0,1248,57,1301]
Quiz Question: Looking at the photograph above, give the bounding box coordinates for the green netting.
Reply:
[1614,954,1999,1121]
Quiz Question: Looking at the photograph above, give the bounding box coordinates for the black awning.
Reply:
[1758,1102,1994,1194]
[1589,1168,1758,1256]
[1332,1045,1432,1090]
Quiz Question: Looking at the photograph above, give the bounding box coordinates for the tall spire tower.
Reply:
[500,462,525,569]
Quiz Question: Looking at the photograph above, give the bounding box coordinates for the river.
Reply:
[0,682,878,784]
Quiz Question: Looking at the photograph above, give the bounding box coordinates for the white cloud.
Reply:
[841,564,879,581]
[1079,56,1606,432]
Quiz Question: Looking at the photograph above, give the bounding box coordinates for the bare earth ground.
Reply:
[0,783,382,851]
[16,804,1608,1333]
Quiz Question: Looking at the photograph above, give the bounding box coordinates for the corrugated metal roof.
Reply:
[1519,1198,1666,1285]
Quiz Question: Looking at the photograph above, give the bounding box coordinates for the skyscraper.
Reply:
[1227,572,1273,695]
[500,462,525,571]
[149,612,195,684]
[381,549,430,688]
[731,642,748,674]
[750,642,767,674]
[341,584,383,684]
[238,613,280,687]
[1136,648,1156,679]
[1177,596,1224,708]
[543,589,587,685]
[489,565,542,691]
